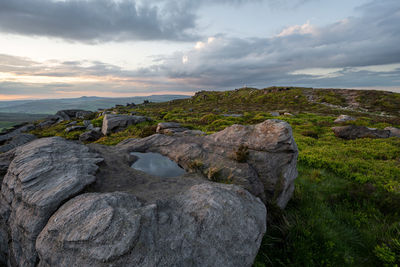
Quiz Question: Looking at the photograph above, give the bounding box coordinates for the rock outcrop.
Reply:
[334,114,355,123]
[0,134,36,153]
[0,137,102,266]
[102,114,151,135]
[0,119,299,266]
[36,184,266,267]
[119,119,298,208]
[55,109,93,121]
[0,124,35,145]
[332,125,391,140]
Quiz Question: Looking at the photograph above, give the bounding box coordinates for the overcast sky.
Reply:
[0,0,399,100]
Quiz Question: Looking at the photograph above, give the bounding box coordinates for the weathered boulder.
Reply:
[79,130,103,142]
[55,109,93,121]
[0,137,102,267]
[36,184,266,267]
[0,133,37,153]
[0,124,35,145]
[65,125,86,133]
[332,125,391,140]
[385,126,400,137]
[334,114,356,123]
[119,119,298,208]
[102,114,151,135]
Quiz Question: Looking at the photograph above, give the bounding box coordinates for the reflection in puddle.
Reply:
[131,152,186,178]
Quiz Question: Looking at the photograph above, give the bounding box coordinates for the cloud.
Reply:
[138,0,400,90]
[0,0,268,43]
[1,0,399,97]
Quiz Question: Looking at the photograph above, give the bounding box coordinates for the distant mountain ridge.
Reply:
[0,95,189,114]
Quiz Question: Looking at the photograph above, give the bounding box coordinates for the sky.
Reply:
[0,0,399,100]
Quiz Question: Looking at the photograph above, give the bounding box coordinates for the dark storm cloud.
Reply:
[140,0,400,90]
[0,0,269,42]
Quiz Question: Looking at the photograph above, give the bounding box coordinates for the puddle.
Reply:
[130,152,186,178]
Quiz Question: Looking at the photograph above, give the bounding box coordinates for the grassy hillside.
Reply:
[28,87,400,266]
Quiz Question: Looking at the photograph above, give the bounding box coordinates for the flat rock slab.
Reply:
[332,125,391,140]
[334,114,356,123]
[36,185,266,267]
[118,119,298,208]
[0,137,102,267]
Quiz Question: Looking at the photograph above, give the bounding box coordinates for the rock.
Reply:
[55,110,93,121]
[101,114,151,135]
[156,122,182,133]
[284,112,293,116]
[37,118,58,128]
[334,114,356,123]
[384,127,400,137]
[222,114,243,118]
[79,130,103,142]
[83,120,92,127]
[65,125,86,133]
[119,119,298,208]
[270,112,280,117]
[0,133,37,153]
[332,125,391,140]
[0,124,35,145]
[66,121,77,126]
[0,137,102,266]
[36,184,266,267]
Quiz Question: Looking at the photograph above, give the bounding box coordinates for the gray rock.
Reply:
[102,114,151,135]
[156,122,182,133]
[334,114,356,123]
[65,125,86,133]
[119,119,298,208]
[222,114,243,118]
[0,124,35,145]
[36,184,266,267]
[384,126,400,137]
[79,130,103,142]
[270,112,280,117]
[66,121,77,126]
[284,112,293,116]
[83,120,92,127]
[0,137,102,266]
[56,110,93,121]
[0,134,37,153]
[332,125,391,140]
[37,119,58,128]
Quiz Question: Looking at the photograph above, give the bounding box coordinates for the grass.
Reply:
[25,87,400,266]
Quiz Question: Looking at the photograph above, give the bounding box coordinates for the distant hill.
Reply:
[0,95,189,114]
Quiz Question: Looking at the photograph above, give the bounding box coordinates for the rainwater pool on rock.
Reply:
[131,152,186,178]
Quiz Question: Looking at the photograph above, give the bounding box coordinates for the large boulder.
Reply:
[0,137,102,266]
[36,185,266,267]
[332,125,391,140]
[384,126,400,137]
[0,133,37,153]
[119,119,298,208]
[102,114,151,135]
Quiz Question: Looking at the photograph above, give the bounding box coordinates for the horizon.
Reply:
[1,0,400,100]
